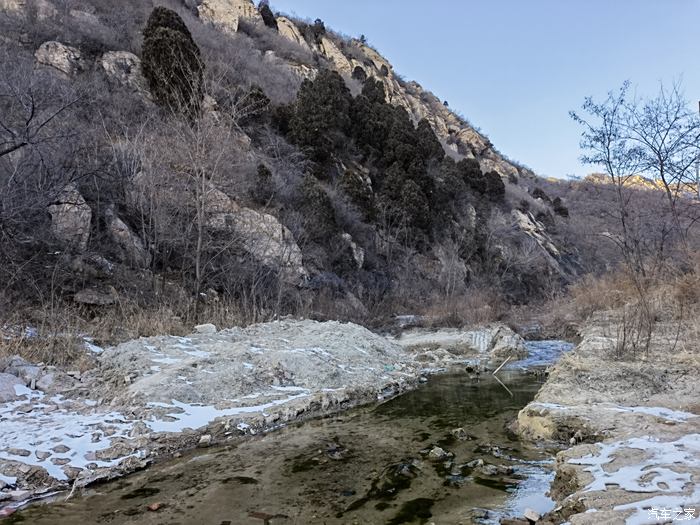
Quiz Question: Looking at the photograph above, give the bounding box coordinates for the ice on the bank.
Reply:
[0,389,135,481]
[568,434,700,524]
[146,390,311,433]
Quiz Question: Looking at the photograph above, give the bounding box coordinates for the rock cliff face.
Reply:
[198,0,262,33]
[192,0,525,181]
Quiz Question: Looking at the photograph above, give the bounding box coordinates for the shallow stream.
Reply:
[10,341,571,525]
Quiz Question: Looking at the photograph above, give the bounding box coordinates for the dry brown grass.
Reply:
[568,270,637,319]
[421,287,507,328]
[0,298,259,370]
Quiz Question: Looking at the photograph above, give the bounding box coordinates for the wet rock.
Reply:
[34,450,51,461]
[466,458,484,468]
[450,427,474,441]
[476,463,514,477]
[427,446,451,462]
[523,508,541,522]
[51,444,70,454]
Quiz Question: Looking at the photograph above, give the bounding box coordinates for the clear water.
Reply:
[8,341,571,525]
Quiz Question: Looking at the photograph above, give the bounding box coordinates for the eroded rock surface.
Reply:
[100,51,149,96]
[47,184,92,251]
[276,16,310,50]
[205,187,307,283]
[198,0,261,33]
[393,324,528,361]
[35,41,85,76]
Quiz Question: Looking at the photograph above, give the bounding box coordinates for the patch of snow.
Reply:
[12,384,33,397]
[569,434,700,523]
[609,405,697,423]
[529,402,696,423]
[571,434,700,492]
[146,393,311,433]
[83,340,104,354]
[615,485,700,524]
[183,349,210,358]
[0,474,17,486]
[0,390,136,481]
[150,356,182,365]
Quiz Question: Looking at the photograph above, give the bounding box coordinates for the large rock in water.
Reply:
[198,0,261,33]
[47,185,92,251]
[35,41,85,76]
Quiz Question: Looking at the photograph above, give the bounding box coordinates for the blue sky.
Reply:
[271,0,700,179]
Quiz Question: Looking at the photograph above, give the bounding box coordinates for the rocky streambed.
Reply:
[0,319,535,517]
[8,341,572,524]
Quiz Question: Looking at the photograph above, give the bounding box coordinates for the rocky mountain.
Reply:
[0,0,580,331]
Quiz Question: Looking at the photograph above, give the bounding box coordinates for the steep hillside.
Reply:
[0,0,580,343]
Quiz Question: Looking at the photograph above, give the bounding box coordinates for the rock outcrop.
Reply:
[99,51,149,96]
[48,185,92,251]
[198,0,261,33]
[511,209,561,269]
[0,0,55,20]
[0,320,431,508]
[35,41,85,76]
[319,36,352,75]
[393,324,528,361]
[276,16,310,50]
[105,209,151,268]
[205,187,307,283]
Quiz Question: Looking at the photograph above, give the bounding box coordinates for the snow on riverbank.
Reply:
[0,320,435,508]
[516,317,700,524]
[0,319,535,510]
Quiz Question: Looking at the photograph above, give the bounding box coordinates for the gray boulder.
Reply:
[0,373,25,402]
